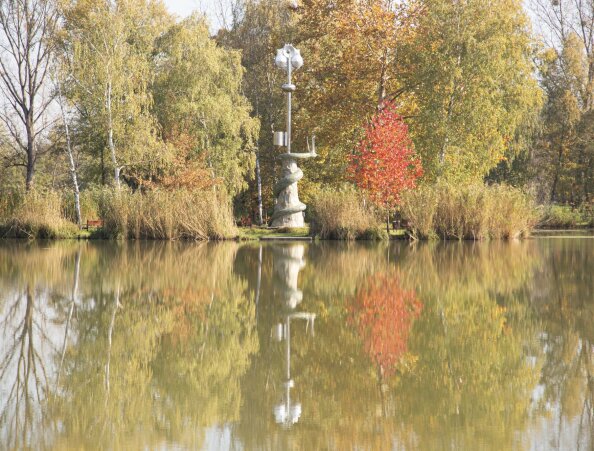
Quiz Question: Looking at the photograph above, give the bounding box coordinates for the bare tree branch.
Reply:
[0,0,58,189]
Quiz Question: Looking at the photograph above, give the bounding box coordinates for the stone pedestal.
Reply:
[271,153,314,228]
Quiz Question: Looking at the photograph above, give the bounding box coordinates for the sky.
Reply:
[163,0,229,28]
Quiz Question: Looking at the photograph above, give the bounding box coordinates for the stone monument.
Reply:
[271,44,316,228]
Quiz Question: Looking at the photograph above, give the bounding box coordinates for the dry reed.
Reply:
[400,183,537,240]
[310,186,386,240]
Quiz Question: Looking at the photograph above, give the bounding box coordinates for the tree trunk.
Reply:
[256,152,264,225]
[25,117,35,191]
[106,81,120,188]
[25,150,35,191]
[550,144,564,202]
[377,48,389,109]
[0,0,56,192]
[57,84,82,227]
[101,146,106,186]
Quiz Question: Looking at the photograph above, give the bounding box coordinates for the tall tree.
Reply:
[535,40,583,203]
[398,0,542,182]
[531,0,594,203]
[55,76,81,226]
[349,101,422,227]
[0,0,59,190]
[153,14,259,197]
[532,0,594,112]
[217,0,295,221]
[59,0,171,187]
[296,0,413,187]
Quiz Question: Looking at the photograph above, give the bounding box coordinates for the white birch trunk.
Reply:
[106,80,120,188]
[57,83,82,227]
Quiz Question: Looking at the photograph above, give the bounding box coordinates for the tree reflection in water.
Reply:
[0,239,592,449]
[529,237,594,450]
[0,242,81,449]
[0,241,258,449]
[349,272,422,377]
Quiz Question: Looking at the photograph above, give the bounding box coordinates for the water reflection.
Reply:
[270,244,316,427]
[0,239,592,449]
[529,238,594,450]
[349,272,422,377]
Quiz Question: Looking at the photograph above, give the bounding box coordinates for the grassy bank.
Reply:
[237,226,311,240]
[0,183,550,242]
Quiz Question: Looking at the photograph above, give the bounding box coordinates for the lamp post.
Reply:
[271,44,316,228]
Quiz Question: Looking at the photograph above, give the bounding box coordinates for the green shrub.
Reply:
[93,187,236,240]
[539,205,585,229]
[400,183,537,240]
[310,186,386,240]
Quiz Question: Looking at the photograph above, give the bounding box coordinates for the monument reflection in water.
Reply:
[2,239,593,449]
[270,244,316,427]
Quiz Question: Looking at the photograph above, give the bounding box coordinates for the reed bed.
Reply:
[94,187,236,240]
[400,183,537,240]
[0,189,78,238]
[310,186,386,240]
[0,187,236,240]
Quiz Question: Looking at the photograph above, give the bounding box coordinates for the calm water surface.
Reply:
[0,238,593,450]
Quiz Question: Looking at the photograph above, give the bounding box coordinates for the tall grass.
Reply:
[93,187,236,240]
[399,185,439,239]
[0,186,236,240]
[0,189,78,238]
[400,183,537,240]
[310,186,387,240]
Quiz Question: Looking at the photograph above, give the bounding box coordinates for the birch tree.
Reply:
[55,77,81,226]
[59,0,170,187]
[219,0,295,222]
[153,15,258,197]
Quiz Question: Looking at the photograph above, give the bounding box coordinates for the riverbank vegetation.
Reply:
[0,0,592,241]
[0,189,78,239]
[537,205,594,229]
[310,187,387,240]
[400,183,538,240]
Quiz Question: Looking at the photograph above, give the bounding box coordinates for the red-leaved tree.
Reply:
[349,101,423,220]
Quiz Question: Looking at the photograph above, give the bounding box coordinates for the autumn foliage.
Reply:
[349,102,423,209]
[350,273,423,375]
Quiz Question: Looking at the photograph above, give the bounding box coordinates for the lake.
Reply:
[0,236,593,450]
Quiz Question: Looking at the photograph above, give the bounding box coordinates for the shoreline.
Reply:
[2,224,592,243]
